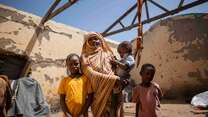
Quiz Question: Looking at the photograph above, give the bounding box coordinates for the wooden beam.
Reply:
[102,3,137,36]
[148,0,169,12]
[46,0,79,21]
[25,0,61,55]
[24,0,79,56]
[103,0,208,37]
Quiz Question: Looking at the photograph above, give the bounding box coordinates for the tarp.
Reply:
[191,91,208,108]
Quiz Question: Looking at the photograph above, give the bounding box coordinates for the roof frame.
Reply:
[102,0,208,37]
[24,0,208,55]
[25,0,79,55]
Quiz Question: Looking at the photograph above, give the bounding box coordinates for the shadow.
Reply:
[31,52,65,70]
[0,37,24,54]
[0,7,26,23]
[161,99,187,104]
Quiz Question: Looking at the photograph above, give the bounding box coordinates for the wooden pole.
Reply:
[135,0,143,67]
[137,0,143,37]
[47,0,78,21]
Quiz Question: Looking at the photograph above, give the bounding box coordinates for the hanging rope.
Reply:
[134,0,144,67]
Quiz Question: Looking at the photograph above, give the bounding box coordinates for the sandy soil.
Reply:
[51,100,208,117]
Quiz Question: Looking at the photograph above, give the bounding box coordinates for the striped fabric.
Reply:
[81,32,119,117]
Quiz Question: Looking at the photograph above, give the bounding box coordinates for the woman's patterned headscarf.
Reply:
[82,32,113,55]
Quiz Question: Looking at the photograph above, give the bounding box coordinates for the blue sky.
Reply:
[0,0,207,42]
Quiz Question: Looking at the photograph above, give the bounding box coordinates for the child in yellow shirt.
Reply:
[58,53,93,117]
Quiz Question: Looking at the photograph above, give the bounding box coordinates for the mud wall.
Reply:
[1,3,208,110]
[131,13,208,100]
[0,4,118,112]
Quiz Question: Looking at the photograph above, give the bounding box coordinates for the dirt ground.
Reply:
[51,100,208,117]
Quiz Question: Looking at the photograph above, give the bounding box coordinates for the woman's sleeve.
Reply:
[83,65,119,80]
[86,76,93,94]
[81,54,119,80]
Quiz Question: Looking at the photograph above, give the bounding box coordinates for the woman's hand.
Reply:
[122,79,129,86]
[110,59,118,66]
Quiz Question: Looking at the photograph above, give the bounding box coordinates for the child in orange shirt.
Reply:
[58,53,93,117]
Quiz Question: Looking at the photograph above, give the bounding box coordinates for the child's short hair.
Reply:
[118,41,132,54]
[140,63,155,75]
[66,53,80,63]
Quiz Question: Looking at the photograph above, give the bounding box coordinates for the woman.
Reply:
[81,32,119,117]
